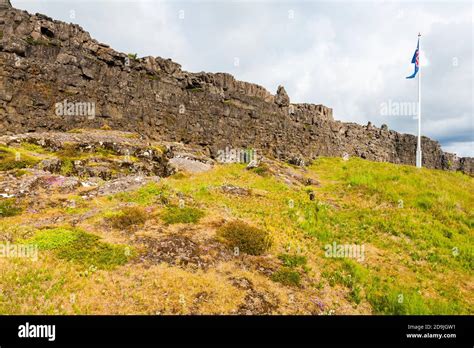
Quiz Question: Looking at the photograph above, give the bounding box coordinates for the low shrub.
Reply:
[0,147,39,171]
[60,159,74,175]
[271,267,301,287]
[161,206,205,225]
[0,199,22,217]
[57,143,84,161]
[12,169,29,178]
[278,253,307,268]
[217,220,272,256]
[20,142,48,153]
[105,206,148,229]
[250,164,271,177]
[127,53,138,60]
[115,182,169,206]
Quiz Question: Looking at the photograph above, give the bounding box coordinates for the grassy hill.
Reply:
[0,139,472,315]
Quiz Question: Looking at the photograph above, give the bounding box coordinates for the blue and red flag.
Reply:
[406,39,419,79]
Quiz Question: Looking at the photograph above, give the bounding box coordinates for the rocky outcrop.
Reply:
[0,129,220,200]
[0,0,11,10]
[275,85,290,107]
[0,130,174,179]
[0,7,472,174]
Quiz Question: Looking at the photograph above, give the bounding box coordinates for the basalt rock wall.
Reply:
[0,8,472,174]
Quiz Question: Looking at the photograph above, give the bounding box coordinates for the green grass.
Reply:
[0,147,40,171]
[24,36,59,47]
[20,141,49,154]
[114,182,169,206]
[271,267,301,287]
[0,199,22,217]
[168,158,473,313]
[308,158,473,313]
[24,227,132,269]
[60,159,74,175]
[127,53,138,60]
[56,143,84,160]
[250,164,271,177]
[161,206,205,225]
[94,147,117,157]
[367,283,462,315]
[278,253,307,268]
[0,152,472,314]
[12,169,29,178]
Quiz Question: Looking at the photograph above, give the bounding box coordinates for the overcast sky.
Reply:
[13,0,473,157]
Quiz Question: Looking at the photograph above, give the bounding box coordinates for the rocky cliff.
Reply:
[0,7,472,174]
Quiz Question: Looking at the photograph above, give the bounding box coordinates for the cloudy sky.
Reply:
[14,0,473,156]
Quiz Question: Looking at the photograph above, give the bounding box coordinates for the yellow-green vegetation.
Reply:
[308,158,473,313]
[0,199,22,217]
[160,206,205,225]
[249,163,271,177]
[105,206,149,229]
[0,146,39,171]
[25,36,53,46]
[271,267,301,287]
[0,155,472,315]
[114,182,169,205]
[56,143,83,160]
[163,158,473,314]
[94,147,117,158]
[60,159,74,175]
[23,227,131,269]
[20,141,49,154]
[12,169,29,178]
[273,253,309,287]
[279,253,308,268]
[127,53,138,60]
[218,220,272,256]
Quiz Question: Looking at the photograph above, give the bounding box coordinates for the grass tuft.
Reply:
[0,199,22,217]
[217,220,272,256]
[161,206,205,225]
[25,227,132,269]
[0,147,39,171]
[105,206,149,229]
[271,267,301,287]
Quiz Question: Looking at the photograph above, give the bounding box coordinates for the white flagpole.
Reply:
[416,33,422,168]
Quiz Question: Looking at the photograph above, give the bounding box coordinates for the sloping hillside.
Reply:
[0,130,472,314]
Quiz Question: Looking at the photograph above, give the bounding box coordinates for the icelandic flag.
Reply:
[406,39,419,79]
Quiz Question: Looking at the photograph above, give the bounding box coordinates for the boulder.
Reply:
[275,85,290,107]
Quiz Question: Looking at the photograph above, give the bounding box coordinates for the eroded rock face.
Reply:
[0,8,472,175]
[275,85,290,107]
[0,0,11,10]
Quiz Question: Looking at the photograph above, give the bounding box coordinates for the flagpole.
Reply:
[416,33,422,168]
